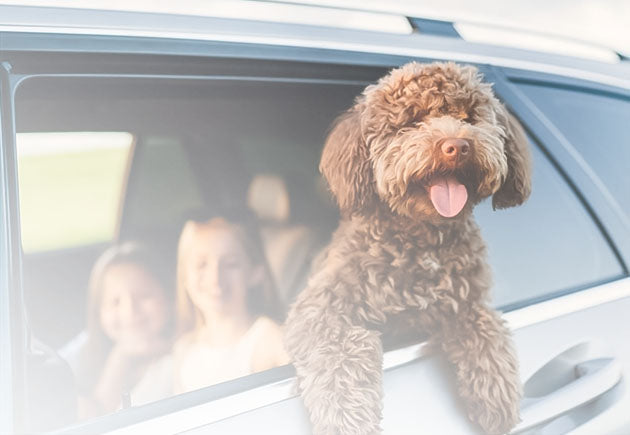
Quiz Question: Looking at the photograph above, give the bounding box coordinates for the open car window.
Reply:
[13,72,624,431]
[15,75,362,431]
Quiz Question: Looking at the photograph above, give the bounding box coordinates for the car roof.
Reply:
[0,3,629,89]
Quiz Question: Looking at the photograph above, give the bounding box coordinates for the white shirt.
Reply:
[176,316,279,392]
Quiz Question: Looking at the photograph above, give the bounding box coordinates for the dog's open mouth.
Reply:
[427,176,468,218]
[408,173,470,218]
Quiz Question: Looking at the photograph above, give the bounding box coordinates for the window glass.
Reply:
[475,137,623,309]
[17,132,132,252]
[516,83,630,221]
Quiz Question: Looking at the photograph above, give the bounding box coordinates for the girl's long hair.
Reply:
[176,215,283,337]
[75,242,173,394]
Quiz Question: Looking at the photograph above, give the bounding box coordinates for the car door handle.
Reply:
[511,357,622,433]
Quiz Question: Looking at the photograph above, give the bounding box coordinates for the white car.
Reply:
[0,2,629,434]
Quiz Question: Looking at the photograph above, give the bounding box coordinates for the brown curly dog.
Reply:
[284,61,532,435]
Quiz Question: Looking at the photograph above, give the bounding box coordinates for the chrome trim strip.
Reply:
[108,278,630,433]
[0,25,629,90]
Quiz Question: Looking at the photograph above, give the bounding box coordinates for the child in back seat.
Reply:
[173,215,289,393]
[60,242,175,417]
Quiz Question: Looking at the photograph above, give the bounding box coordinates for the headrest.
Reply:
[247,174,290,223]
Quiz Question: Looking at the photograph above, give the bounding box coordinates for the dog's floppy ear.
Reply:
[492,111,532,209]
[320,107,375,213]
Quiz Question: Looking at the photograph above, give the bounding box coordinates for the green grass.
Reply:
[18,148,130,252]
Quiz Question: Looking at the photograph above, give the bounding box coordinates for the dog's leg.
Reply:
[439,302,521,435]
[285,307,383,435]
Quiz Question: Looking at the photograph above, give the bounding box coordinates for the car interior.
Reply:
[16,75,369,349]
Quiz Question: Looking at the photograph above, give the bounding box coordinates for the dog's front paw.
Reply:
[463,369,521,435]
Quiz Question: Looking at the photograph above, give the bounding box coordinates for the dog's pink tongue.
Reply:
[429,176,468,218]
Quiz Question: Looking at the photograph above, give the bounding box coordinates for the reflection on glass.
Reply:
[475,141,623,308]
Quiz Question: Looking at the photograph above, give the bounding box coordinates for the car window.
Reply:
[514,83,630,221]
[475,137,624,309]
[17,132,133,253]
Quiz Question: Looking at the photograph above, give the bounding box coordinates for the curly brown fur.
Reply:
[285,61,531,435]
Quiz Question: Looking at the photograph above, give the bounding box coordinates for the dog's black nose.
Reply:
[441,138,471,159]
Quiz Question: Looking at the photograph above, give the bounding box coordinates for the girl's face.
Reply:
[100,263,169,348]
[185,225,261,321]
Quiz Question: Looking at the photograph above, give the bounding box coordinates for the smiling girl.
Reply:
[65,243,174,417]
[173,216,288,392]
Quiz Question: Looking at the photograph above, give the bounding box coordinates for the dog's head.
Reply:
[320,62,532,223]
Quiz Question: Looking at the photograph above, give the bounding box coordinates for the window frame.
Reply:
[0,58,16,435]
[2,33,628,433]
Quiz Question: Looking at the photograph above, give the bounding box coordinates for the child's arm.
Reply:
[91,345,136,413]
